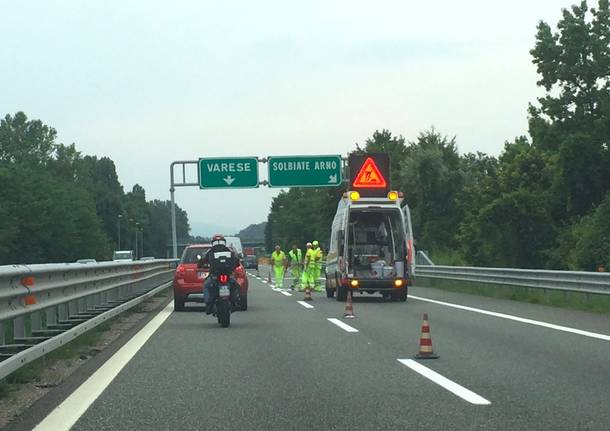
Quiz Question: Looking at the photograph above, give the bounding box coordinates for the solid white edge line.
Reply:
[398,359,491,405]
[408,295,610,341]
[280,291,292,296]
[297,301,314,309]
[33,301,175,431]
[327,318,359,333]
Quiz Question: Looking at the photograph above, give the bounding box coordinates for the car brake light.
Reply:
[177,264,186,273]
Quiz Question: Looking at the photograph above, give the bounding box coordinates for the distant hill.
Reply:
[190,221,239,237]
[237,222,266,244]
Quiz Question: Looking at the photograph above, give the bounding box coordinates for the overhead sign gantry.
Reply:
[169,154,346,257]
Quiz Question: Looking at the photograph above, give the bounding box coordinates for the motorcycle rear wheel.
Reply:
[217,300,231,328]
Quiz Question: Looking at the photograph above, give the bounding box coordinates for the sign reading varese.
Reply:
[199,157,259,189]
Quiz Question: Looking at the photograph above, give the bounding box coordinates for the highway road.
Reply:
[10,269,610,431]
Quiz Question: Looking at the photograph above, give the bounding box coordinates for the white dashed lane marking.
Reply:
[398,359,491,405]
[327,318,358,333]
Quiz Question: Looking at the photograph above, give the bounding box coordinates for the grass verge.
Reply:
[415,277,610,314]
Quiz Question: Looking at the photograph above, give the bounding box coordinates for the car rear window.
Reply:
[181,246,211,264]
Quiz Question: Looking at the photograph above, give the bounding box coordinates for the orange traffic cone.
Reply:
[343,291,355,319]
[415,313,438,359]
[304,286,313,301]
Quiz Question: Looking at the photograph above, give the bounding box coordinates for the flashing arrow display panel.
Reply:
[267,155,343,188]
[199,157,259,189]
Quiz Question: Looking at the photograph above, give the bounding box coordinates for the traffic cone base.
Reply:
[304,287,313,301]
[414,313,438,359]
[343,291,356,319]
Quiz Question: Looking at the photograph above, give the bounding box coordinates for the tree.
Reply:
[398,129,464,253]
[0,112,192,263]
[459,138,556,268]
[0,112,56,164]
[529,0,610,218]
[555,191,610,270]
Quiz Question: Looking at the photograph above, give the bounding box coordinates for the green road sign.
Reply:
[199,157,259,189]
[267,155,343,188]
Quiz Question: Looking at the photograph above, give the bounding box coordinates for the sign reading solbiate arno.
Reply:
[199,157,259,189]
[267,155,342,187]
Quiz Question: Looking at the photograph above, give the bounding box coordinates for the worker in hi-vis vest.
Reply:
[302,242,316,291]
[311,240,323,292]
[288,244,302,290]
[271,244,287,288]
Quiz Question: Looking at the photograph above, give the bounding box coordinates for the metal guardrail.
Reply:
[415,251,435,266]
[415,265,610,296]
[0,259,178,379]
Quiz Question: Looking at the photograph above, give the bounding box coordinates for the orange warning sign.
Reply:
[352,157,387,188]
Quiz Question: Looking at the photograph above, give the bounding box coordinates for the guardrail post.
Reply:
[14,316,25,340]
[58,303,68,321]
[68,300,77,318]
[77,298,86,314]
[46,307,57,326]
[31,311,42,331]
[0,322,5,345]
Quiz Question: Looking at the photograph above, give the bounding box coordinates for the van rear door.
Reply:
[401,204,415,275]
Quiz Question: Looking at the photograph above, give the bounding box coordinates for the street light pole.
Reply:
[134,222,139,260]
[118,214,123,249]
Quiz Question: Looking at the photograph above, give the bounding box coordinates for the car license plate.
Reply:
[198,272,208,279]
[219,285,230,297]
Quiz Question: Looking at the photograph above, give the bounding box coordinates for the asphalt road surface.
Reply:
[19,269,610,430]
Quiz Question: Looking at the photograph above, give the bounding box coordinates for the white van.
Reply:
[224,236,244,257]
[325,191,415,302]
[112,250,134,262]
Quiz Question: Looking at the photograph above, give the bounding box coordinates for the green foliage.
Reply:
[399,129,464,252]
[529,0,610,218]
[0,112,191,264]
[265,187,343,251]
[556,191,610,270]
[459,138,557,268]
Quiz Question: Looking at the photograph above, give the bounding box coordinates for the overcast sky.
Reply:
[1,0,576,235]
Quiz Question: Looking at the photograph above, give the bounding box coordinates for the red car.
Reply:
[173,244,249,311]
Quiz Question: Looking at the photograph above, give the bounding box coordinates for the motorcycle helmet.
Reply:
[211,234,226,246]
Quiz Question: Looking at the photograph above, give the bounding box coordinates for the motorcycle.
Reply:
[207,273,239,328]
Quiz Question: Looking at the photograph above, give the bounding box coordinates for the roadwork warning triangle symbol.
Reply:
[352,157,387,188]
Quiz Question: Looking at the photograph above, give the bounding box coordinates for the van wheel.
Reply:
[391,288,407,302]
[336,285,348,302]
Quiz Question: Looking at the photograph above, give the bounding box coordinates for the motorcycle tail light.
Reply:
[219,274,229,283]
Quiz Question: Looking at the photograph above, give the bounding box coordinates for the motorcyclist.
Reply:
[198,234,240,315]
